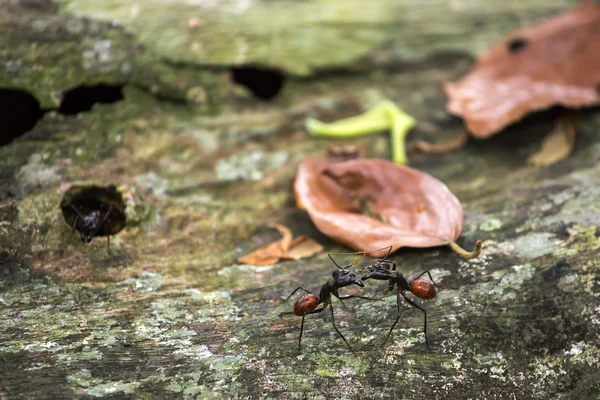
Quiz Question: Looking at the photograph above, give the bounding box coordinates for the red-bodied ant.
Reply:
[285,252,379,355]
[361,246,437,346]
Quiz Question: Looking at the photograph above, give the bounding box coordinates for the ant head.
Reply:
[332,269,364,288]
[80,232,93,243]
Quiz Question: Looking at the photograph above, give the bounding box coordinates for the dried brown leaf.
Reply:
[445,2,600,137]
[273,224,294,253]
[408,129,469,154]
[238,224,322,265]
[237,241,285,266]
[294,157,479,258]
[527,112,578,166]
[282,236,325,260]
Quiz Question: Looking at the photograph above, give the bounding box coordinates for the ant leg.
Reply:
[69,216,79,245]
[382,292,402,345]
[69,203,86,220]
[297,314,305,354]
[107,236,110,253]
[401,292,429,348]
[92,204,114,237]
[285,287,312,301]
[329,304,357,356]
[297,307,326,354]
[338,295,381,301]
[413,270,436,285]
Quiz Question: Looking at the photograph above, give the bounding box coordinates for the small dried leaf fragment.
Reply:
[238,224,292,266]
[282,236,324,260]
[445,2,600,137]
[238,224,323,265]
[294,156,481,258]
[407,129,469,154]
[527,112,578,167]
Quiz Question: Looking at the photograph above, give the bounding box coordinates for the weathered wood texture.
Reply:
[2,0,600,399]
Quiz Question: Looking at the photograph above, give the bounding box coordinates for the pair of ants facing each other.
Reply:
[285,246,436,355]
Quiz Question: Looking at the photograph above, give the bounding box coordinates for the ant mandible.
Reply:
[285,253,379,355]
[361,246,437,346]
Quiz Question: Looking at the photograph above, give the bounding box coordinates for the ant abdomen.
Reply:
[409,279,436,300]
[294,293,319,316]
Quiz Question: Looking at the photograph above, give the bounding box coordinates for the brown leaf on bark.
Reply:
[444,2,600,137]
[527,112,578,166]
[282,236,324,260]
[294,157,481,259]
[238,224,323,265]
[407,129,469,154]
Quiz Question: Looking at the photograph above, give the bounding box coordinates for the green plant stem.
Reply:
[304,100,416,164]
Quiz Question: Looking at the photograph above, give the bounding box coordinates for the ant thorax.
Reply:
[318,280,335,302]
[83,209,103,227]
[395,274,411,292]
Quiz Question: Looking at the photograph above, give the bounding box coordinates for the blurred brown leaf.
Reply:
[445,2,600,137]
[282,236,324,260]
[527,112,578,166]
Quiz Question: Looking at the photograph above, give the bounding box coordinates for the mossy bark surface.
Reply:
[2,1,599,399]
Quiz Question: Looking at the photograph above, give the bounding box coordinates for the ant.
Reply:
[285,252,380,355]
[60,185,127,252]
[361,246,437,346]
[67,203,116,251]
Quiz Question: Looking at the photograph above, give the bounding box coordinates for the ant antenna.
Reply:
[361,246,394,269]
[327,251,365,270]
[372,245,393,264]
[328,245,394,270]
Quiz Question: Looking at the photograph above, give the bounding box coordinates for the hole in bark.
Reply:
[0,88,45,146]
[232,66,285,100]
[60,184,127,246]
[507,38,528,53]
[58,84,124,115]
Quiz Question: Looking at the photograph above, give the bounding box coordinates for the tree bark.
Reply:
[2,1,599,399]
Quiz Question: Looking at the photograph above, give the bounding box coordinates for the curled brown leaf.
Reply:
[294,157,480,258]
[238,224,323,265]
